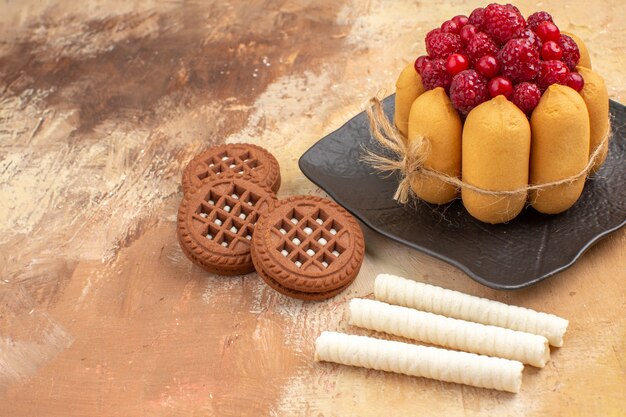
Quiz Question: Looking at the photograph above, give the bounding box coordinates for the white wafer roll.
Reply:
[314,331,523,393]
[349,298,550,367]
[375,274,569,347]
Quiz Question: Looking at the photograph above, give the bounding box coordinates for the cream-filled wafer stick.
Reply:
[314,331,523,393]
[375,274,568,347]
[349,298,550,367]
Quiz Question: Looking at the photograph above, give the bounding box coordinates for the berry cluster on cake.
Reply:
[393,3,609,224]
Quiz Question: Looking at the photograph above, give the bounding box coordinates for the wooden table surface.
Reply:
[1,1,624,416]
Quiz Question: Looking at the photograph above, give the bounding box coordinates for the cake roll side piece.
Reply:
[407,87,462,204]
[349,298,550,367]
[577,66,610,174]
[374,274,568,347]
[314,332,524,393]
[394,63,425,139]
[529,84,590,214]
[460,95,531,224]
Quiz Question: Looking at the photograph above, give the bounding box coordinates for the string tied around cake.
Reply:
[362,96,611,204]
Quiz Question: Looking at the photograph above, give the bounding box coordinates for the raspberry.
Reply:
[513,27,542,51]
[509,4,522,14]
[512,82,541,115]
[466,32,498,63]
[425,30,463,59]
[449,69,489,116]
[558,34,581,71]
[426,28,441,42]
[527,11,553,31]
[414,55,430,74]
[421,58,453,92]
[482,3,526,45]
[425,28,441,53]
[499,38,540,82]
[538,60,570,90]
[468,7,486,29]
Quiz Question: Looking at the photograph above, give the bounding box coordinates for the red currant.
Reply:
[541,41,563,60]
[441,20,460,34]
[567,72,585,91]
[414,55,429,74]
[452,15,469,28]
[445,53,469,76]
[488,76,514,99]
[536,21,560,43]
[460,24,478,43]
[475,55,500,78]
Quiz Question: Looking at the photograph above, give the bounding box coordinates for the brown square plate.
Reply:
[298,95,626,289]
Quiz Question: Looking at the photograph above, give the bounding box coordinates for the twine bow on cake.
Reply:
[362,96,611,204]
[362,97,429,204]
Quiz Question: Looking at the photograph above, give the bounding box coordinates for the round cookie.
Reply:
[177,174,277,275]
[182,143,281,195]
[251,256,352,301]
[251,195,365,300]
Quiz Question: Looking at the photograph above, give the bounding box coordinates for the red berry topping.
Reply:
[441,20,460,34]
[445,53,470,75]
[488,76,514,99]
[513,27,543,51]
[499,38,541,83]
[426,28,442,42]
[414,55,430,74]
[452,15,469,28]
[468,7,486,29]
[567,72,585,91]
[426,31,463,59]
[449,69,490,116]
[536,21,560,43]
[541,41,563,60]
[508,4,522,14]
[482,3,526,45]
[425,28,441,54]
[538,60,570,90]
[421,58,453,92]
[527,11,553,31]
[466,32,499,63]
[512,82,542,115]
[558,34,581,71]
[475,55,500,78]
[460,24,478,43]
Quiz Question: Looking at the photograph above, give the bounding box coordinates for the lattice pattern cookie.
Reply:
[251,195,365,300]
[177,174,276,275]
[182,143,281,195]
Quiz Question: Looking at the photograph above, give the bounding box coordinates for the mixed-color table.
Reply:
[1,1,624,415]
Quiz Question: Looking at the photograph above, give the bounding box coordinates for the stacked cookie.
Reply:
[177,143,365,300]
[252,196,365,300]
